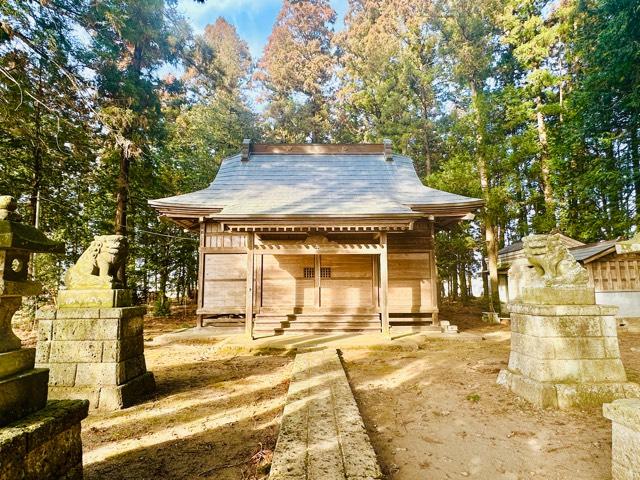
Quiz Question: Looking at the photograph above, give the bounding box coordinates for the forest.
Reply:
[1,0,638,313]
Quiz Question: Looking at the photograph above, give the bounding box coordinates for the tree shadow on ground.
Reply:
[340,310,620,480]
[82,351,293,480]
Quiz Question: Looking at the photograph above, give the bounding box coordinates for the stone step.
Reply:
[270,349,382,480]
[254,321,381,334]
[255,328,382,336]
[254,319,381,326]
[256,313,380,321]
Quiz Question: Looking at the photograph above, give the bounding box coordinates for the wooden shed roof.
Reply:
[149,143,483,227]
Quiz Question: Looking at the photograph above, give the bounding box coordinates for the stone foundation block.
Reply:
[0,399,88,480]
[0,369,49,427]
[57,288,131,308]
[74,362,118,385]
[97,372,156,410]
[500,298,639,409]
[48,386,100,407]
[47,363,78,387]
[34,342,50,363]
[509,302,618,317]
[0,348,35,379]
[36,320,53,342]
[498,369,640,409]
[102,335,144,362]
[52,318,120,341]
[521,286,595,305]
[36,304,154,410]
[49,340,103,363]
[603,399,640,479]
[511,313,614,337]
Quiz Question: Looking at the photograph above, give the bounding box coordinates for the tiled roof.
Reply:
[149,152,483,217]
[498,238,617,263]
[569,240,617,262]
[498,241,524,256]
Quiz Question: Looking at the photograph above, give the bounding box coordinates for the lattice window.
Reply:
[320,267,331,278]
[303,267,315,279]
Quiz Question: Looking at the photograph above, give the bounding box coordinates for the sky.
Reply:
[176,0,349,60]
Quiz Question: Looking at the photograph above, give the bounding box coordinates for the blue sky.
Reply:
[177,0,349,60]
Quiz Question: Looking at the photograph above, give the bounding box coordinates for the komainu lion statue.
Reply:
[65,235,126,289]
[523,233,589,287]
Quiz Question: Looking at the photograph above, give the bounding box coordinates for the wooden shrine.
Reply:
[149,141,483,337]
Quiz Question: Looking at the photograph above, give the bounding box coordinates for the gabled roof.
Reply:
[570,239,617,263]
[498,241,524,256]
[497,236,617,269]
[498,234,584,256]
[149,143,483,226]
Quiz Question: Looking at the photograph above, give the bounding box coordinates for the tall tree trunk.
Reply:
[458,261,468,305]
[424,126,432,177]
[30,60,44,227]
[470,81,500,311]
[451,267,459,301]
[514,169,528,238]
[114,146,130,286]
[535,96,555,227]
[421,98,433,177]
[481,231,489,300]
[114,40,145,287]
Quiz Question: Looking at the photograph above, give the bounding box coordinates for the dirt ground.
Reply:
[13,303,640,479]
[342,304,640,480]
[16,306,293,480]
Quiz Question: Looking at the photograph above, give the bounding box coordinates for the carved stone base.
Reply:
[520,286,595,305]
[497,369,640,409]
[57,289,132,308]
[0,400,88,480]
[36,306,155,410]
[498,302,640,408]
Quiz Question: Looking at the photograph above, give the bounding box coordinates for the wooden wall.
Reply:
[587,253,640,292]
[199,222,437,317]
[199,223,248,314]
[261,255,314,308]
[388,225,436,314]
[320,255,374,309]
[202,254,246,312]
[388,252,434,313]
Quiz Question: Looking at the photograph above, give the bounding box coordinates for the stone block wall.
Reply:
[36,306,155,409]
[603,399,640,480]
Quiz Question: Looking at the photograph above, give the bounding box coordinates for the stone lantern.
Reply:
[0,195,88,480]
[0,195,64,422]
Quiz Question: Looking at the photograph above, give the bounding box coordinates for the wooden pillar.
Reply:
[429,221,440,326]
[245,232,255,339]
[380,232,390,337]
[314,254,321,309]
[196,222,205,328]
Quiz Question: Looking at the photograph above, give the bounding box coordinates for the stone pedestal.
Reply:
[498,300,640,408]
[36,305,155,410]
[603,399,640,480]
